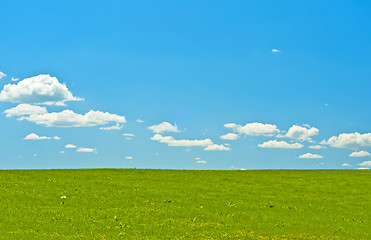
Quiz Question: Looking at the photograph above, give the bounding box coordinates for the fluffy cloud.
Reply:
[285,125,319,142]
[321,132,371,149]
[136,119,144,123]
[77,147,96,153]
[0,74,82,105]
[11,77,19,82]
[298,153,323,159]
[23,133,51,140]
[342,163,351,166]
[150,134,229,151]
[258,140,303,149]
[349,151,370,157]
[272,49,280,53]
[125,156,133,160]
[99,123,123,130]
[220,133,239,140]
[148,122,179,133]
[204,144,230,151]
[4,104,47,117]
[20,109,126,127]
[225,122,279,136]
[358,161,371,167]
[0,72,6,79]
[309,145,326,149]
[65,144,76,148]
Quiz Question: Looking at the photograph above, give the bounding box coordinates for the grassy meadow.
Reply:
[0,169,370,239]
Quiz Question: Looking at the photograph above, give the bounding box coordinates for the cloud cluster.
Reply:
[285,125,319,142]
[65,144,96,153]
[322,132,371,149]
[258,140,303,149]
[20,109,126,127]
[150,134,230,151]
[358,161,371,167]
[225,122,279,136]
[0,74,82,105]
[148,122,179,134]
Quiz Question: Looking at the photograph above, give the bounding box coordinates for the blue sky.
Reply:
[1,0,371,170]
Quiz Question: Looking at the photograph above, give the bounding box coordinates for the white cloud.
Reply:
[349,150,370,157]
[225,122,279,136]
[77,147,96,153]
[20,109,126,127]
[272,49,280,53]
[298,153,323,159]
[0,72,6,79]
[136,119,144,123]
[11,77,19,82]
[285,125,319,142]
[23,133,51,140]
[151,134,212,147]
[0,74,83,105]
[258,140,303,149]
[54,136,61,140]
[99,123,123,130]
[358,161,371,167]
[4,104,48,117]
[309,145,326,149]
[148,122,179,134]
[322,132,371,149]
[357,167,370,170]
[204,144,230,151]
[65,144,76,148]
[342,163,351,166]
[60,151,65,154]
[125,156,133,160]
[122,133,135,137]
[195,157,201,160]
[220,133,239,140]
[196,160,207,164]
[33,154,38,157]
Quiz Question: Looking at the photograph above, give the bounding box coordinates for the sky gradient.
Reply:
[1,0,371,170]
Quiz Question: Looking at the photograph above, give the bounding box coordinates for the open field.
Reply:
[0,169,370,239]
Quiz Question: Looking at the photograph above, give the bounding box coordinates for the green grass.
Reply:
[0,169,370,239]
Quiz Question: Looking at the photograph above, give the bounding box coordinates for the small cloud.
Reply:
[0,72,6,80]
[220,133,239,140]
[349,150,370,157]
[4,104,48,117]
[357,161,371,167]
[195,157,201,160]
[155,153,159,156]
[357,167,370,170]
[325,103,329,107]
[285,124,319,142]
[11,77,19,82]
[54,136,61,140]
[148,122,179,134]
[258,140,303,149]
[122,133,135,137]
[204,144,230,151]
[125,137,132,140]
[33,154,38,157]
[298,153,323,159]
[196,160,207,164]
[60,151,65,154]
[309,145,326,149]
[342,163,351,167]
[99,123,123,130]
[125,156,133,160]
[65,144,77,148]
[136,119,144,123]
[76,147,97,153]
[23,133,51,140]
[272,49,281,53]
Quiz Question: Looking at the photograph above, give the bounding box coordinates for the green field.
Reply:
[0,169,369,239]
